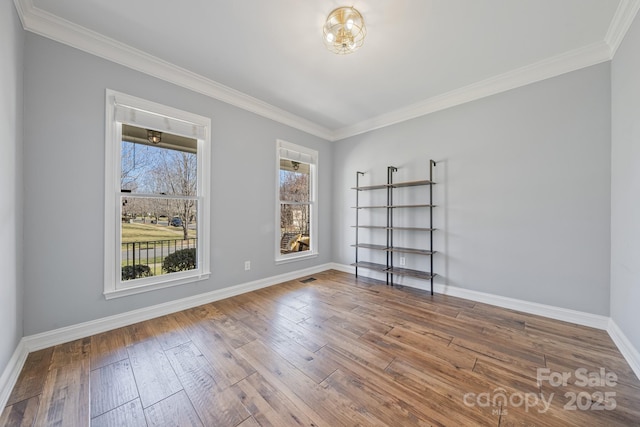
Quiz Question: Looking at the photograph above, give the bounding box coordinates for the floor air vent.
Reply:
[299,277,317,283]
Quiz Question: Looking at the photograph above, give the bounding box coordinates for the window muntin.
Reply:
[105,90,211,298]
[276,140,317,262]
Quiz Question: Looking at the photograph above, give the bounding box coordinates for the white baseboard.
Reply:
[607,319,640,381]
[333,263,610,330]
[22,263,333,353]
[435,284,610,330]
[0,340,28,410]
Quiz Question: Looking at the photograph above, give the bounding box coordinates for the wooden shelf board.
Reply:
[387,204,436,208]
[351,262,388,272]
[351,226,436,231]
[387,267,435,280]
[385,247,436,255]
[352,180,436,190]
[351,184,388,191]
[352,205,436,209]
[391,180,435,188]
[387,227,436,231]
[351,243,388,250]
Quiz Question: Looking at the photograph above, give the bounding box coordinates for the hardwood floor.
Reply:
[2,270,639,426]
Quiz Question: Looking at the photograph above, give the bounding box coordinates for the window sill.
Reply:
[104,271,211,299]
[275,252,318,265]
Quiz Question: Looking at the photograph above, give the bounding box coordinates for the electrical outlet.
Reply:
[244,261,251,271]
[399,257,406,266]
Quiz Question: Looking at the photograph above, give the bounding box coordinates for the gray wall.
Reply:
[23,34,332,335]
[611,13,640,351]
[333,63,612,315]
[0,3,24,373]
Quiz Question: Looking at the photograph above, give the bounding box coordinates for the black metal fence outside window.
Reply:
[121,238,197,280]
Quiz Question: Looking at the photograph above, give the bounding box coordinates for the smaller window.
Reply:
[276,140,318,263]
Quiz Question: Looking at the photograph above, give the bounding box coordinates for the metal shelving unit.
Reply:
[351,160,437,294]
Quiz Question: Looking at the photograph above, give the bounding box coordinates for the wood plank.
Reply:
[451,333,546,368]
[270,281,336,308]
[6,347,53,406]
[0,395,40,427]
[142,312,191,351]
[535,335,638,383]
[320,346,497,426]
[35,339,91,426]
[385,295,462,319]
[239,311,326,353]
[205,309,258,349]
[363,328,475,370]
[472,358,541,395]
[90,328,128,370]
[323,332,396,373]
[122,321,156,347]
[165,342,250,426]
[178,312,256,389]
[236,416,261,427]
[126,338,183,408]
[233,375,309,427]
[322,369,432,426]
[214,296,256,320]
[36,360,91,426]
[258,330,339,384]
[252,283,310,311]
[233,372,321,427]
[237,296,310,325]
[237,339,367,427]
[49,337,91,369]
[91,399,147,427]
[144,390,203,427]
[385,357,496,403]
[90,359,139,417]
[456,307,527,332]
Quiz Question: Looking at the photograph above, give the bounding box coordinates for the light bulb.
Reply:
[326,32,335,43]
[346,19,354,30]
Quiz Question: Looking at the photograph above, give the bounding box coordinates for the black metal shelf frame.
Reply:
[351,160,437,295]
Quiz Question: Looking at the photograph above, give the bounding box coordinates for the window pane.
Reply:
[121,196,198,281]
[279,159,310,202]
[121,124,197,196]
[280,204,310,254]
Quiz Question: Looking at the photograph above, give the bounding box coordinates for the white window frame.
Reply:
[104,89,211,299]
[275,139,318,264]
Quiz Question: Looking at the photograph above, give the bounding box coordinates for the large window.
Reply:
[104,90,211,298]
[276,140,318,263]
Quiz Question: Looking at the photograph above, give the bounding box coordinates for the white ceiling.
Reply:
[15,0,640,140]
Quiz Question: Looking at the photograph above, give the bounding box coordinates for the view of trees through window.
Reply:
[120,124,198,281]
[279,159,311,254]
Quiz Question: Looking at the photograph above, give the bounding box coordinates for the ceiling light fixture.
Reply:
[147,129,162,144]
[323,6,366,55]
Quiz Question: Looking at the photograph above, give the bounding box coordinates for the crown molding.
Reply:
[606,0,640,57]
[13,0,334,141]
[13,0,640,143]
[333,40,612,140]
